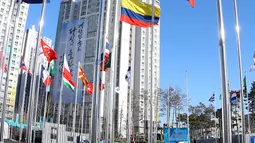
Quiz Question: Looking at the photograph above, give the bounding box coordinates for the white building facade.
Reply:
[0,1,29,120]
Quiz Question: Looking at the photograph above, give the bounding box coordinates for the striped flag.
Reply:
[41,65,52,86]
[209,94,215,105]
[20,56,27,71]
[63,54,76,91]
[231,91,239,104]
[100,36,110,62]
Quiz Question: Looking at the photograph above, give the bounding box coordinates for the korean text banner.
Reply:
[53,19,88,104]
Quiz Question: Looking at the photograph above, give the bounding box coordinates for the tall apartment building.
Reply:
[15,25,52,122]
[54,0,160,141]
[0,1,29,120]
[131,2,160,142]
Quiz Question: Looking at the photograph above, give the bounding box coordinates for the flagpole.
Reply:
[105,85,110,142]
[127,32,135,143]
[167,87,171,143]
[26,0,47,142]
[72,62,80,142]
[43,63,51,128]
[245,71,251,133]
[80,89,85,135]
[43,63,50,128]
[42,89,48,127]
[109,0,120,141]
[232,0,245,141]
[0,0,21,142]
[149,0,155,142]
[33,65,42,143]
[185,70,189,143]
[216,0,231,142]
[97,0,112,140]
[90,0,106,141]
[56,54,65,143]
[214,91,217,143]
[19,70,29,143]
[0,0,15,90]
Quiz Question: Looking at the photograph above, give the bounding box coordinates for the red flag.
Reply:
[4,64,7,72]
[79,64,94,94]
[99,79,104,91]
[86,83,93,94]
[187,0,195,8]
[40,39,58,63]
[0,50,7,72]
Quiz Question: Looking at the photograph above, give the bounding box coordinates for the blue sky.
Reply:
[25,0,255,109]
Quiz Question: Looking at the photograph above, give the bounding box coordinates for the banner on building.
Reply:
[53,19,88,104]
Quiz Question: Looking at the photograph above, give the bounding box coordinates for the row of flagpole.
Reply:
[0,0,158,142]
[232,0,246,141]
[90,0,106,140]
[2,0,251,143]
[26,0,48,143]
[0,0,21,141]
[216,0,232,142]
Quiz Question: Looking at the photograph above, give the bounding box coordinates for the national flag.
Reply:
[49,61,57,76]
[219,94,222,100]
[249,64,255,72]
[208,94,215,105]
[4,65,7,72]
[63,55,76,91]
[0,50,7,72]
[20,56,27,71]
[27,70,32,75]
[243,76,247,94]
[0,50,4,66]
[231,91,239,104]
[78,64,89,87]
[41,65,52,86]
[17,0,50,4]
[187,0,195,8]
[120,0,161,27]
[100,53,111,72]
[125,66,131,84]
[78,64,93,94]
[99,78,104,91]
[100,36,110,62]
[41,39,57,63]
[86,83,93,95]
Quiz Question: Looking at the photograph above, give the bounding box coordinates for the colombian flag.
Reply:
[120,0,160,28]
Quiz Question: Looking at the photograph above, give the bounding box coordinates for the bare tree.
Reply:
[160,87,186,127]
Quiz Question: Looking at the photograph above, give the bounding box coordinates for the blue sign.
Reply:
[251,136,255,143]
[164,128,188,142]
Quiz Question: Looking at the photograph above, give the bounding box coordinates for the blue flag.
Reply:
[16,0,50,4]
